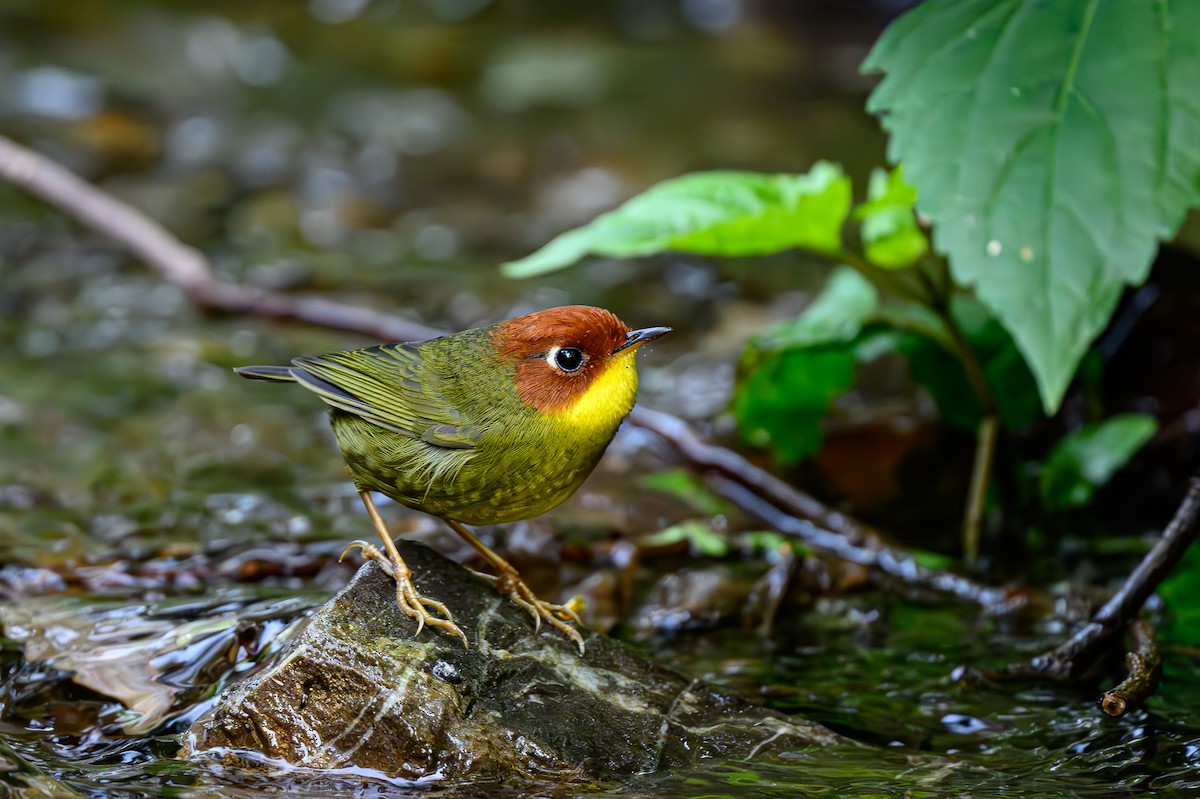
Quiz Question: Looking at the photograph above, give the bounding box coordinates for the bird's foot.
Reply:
[340,539,469,649]
[471,567,587,655]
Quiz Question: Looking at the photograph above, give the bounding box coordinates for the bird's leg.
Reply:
[442,518,586,654]
[343,491,469,649]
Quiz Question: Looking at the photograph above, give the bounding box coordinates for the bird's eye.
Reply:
[551,346,585,373]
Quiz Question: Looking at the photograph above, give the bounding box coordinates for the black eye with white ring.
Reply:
[553,347,584,372]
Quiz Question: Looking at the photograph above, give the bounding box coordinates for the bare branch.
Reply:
[707,475,1013,608]
[628,407,879,548]
[1091,477,1200,632]
[1100,619,1162,717]
[0,133,439,343]
[997,477,1200,699]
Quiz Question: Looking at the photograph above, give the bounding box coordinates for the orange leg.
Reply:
[442,518,586,655]
[340,491,468,649]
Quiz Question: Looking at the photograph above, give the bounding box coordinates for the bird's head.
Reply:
[491,305,670,423]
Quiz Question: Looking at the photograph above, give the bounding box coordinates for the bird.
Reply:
[235,305,670,653]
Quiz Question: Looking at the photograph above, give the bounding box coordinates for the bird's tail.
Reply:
[234,364,297,382]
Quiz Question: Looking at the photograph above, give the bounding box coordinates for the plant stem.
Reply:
[963,415,999,566]
[837,248,933,306]
[843,246,1001,562]
[925,291,1001,562]
[933,301,995,415]
[851,248,999,562]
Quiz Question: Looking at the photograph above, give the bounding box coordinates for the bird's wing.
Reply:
[290,343,483,449]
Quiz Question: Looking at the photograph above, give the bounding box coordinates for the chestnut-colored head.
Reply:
[492,305,669,418]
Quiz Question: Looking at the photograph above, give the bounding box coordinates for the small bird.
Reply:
[236,305,669,652]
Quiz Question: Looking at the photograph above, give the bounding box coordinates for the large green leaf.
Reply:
[864,0,1200,412]
[1039,413,1157,510]
[502,164,852,277]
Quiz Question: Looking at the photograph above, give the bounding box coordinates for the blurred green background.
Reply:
[0,0,900,569]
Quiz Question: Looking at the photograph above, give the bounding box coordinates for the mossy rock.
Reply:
[181,541,839,781]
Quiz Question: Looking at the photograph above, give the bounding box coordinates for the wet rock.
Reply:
[1,593,316,735]
[181,541,840,781]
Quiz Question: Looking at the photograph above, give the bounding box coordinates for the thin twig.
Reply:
[0,133,440,344]
[631,408,1030,609]
[707,475,1012,608]
[1091,477,1200,631]
[1100,619,1162,717]
[1002,477,1200,683]
[628,407,879,548]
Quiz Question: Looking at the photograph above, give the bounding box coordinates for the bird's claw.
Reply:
[340,540,393,575]
[341,540,469,649]
[472,568,587,654]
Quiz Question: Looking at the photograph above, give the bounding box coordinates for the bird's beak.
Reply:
[613,326,671,354]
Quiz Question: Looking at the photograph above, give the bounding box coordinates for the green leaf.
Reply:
[502,164,852,277]
[909,549,958,572]
[874,299,954,351]
[733,348,857,463]
[864,0,1200,412]
[734,267,877,462]
[894,296,1043,432]
[1039,414,1158,510]
[740,530,791,554]
[1160,544,1200,646]
[853,167,927,269]
[640,520,730,558]
[637,469,727,517]
[896,332,981,431]
[755,267,878,351]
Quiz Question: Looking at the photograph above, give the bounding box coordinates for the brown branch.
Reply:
[629,409,1029,609]
[705,475,1013,608]
[628,407,879,548]
[0,133,440,344]
[1091,476,1200,633]
[1100,619,1162,718]
[1000,476,1200,686]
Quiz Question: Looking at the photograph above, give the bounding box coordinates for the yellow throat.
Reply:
[549,352,639,429]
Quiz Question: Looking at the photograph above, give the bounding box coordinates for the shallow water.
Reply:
[2,585,1199,797]
[1,1,1198,797]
